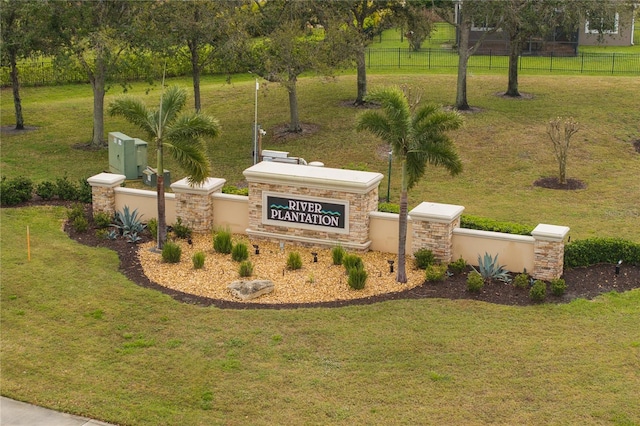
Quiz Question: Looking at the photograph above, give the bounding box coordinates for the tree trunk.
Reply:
[156,140,167,249]
[190,42,201,112]
[9,53,24,130]
[505,38,521,97]
[287,75,301,133]
[90,54,106,148]
[455,21,471,110]
[396,159,408,283]
[355,47,367,105]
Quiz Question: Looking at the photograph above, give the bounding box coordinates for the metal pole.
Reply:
[253,79,259,165]
[387,151,392,203]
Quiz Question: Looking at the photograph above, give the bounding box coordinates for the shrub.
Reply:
[146,218,158,239]
[172,217,192,239]
[55,175,79,201]
[95,228,109,239]
[425,264,448,282]
[461,215,534,236]
[0,176,33,206]
[213,228,233,254]
[414,248,436,270]
[286,252,303,270]
[93,211,112,229]
[162,241,182,263]
[222,185,249,196]
[513,273,530,290]
[192,251,206,269]
[530,280,547,302]
[564,238,640,267]
[378,202,400,214]
[35,180,57,200]
[114,206,146,236]
[67,202,85,221]
[72,215,89,233]
[342,254,364,273]
[239,261,254,277]
[348,267,368,290]
[331,245,346,266]
[77,178,92,203]
[231,242,249,262]
[550,278,567,296]
[448,257,467,274]
[466,271,484,292]
[473,253,511,283]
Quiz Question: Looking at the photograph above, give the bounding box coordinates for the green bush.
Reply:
[35,180,57,200]
[192,251,206,269]
[530,280,547,302]
[93,211,112,229]
[72,215,89,233]
[448,257,467,274]
[466,271,484,293]
[550,278,567,296]
[162,241,182,263]
[146,218,158,239]
[513,273,530,289]
[172,217,192,239]
[55,175,79,201]
[564,238,640,267]
[0,176,34,206]
[213,228,233,254]
[331,245,346,266]
[414,248,436,270]
[342,254,364,273]
[77,178,92,203]
[460,215,534,236]
[239,261,254,277]
[221,185,249,196]
[286,252,303,270]
[231,242,249,262]
[378,202,400,214]
[348,267,368,290]
[67,203,85,221]
[425,264,448,282]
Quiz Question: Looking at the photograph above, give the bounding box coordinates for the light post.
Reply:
[253,78,259,165]
[387,150,393,203]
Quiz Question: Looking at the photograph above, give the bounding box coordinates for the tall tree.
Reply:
[48,0,139,148]
[356,87,463,283]
[394,0,437,51]
[108,86,220,249]
[433,0,503,110]
[0,0,47,130]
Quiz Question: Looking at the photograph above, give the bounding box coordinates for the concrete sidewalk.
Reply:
[1,397,115,426]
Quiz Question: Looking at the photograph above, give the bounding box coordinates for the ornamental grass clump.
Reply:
[342,254,363,274]
[213,228,233,254]
[331,245,346,266]
[162,241,182,263]
[192,251,206,269]
[231,242,249,262]
[239,261,254,277]
[348,267,368,290]
[286,252,303,270]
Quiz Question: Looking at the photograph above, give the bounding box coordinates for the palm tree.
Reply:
[108,85,220,249]
[356,87,463,283]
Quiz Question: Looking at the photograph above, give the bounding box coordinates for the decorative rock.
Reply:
[227,280,274,301]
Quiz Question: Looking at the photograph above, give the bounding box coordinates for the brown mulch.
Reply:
[534,176,587,190]
[52,202,640,310]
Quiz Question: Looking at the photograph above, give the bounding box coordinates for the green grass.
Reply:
[2,73,639,242]
[2,207,640,424]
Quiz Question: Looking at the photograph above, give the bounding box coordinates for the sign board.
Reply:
[263,192,349,234]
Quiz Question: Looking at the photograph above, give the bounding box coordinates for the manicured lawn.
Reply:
[2,207,639,425]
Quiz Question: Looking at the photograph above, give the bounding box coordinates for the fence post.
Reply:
[398,47,401,68]
[428,48,431,69]
[549,52,553,72]
[581,53,584,74]
[489,50,492,70]
[611,53,616,74]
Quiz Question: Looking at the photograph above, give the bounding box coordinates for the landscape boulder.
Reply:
[227,280,274,301]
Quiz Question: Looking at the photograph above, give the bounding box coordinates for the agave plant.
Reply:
[472,253,511,283]
[114,205,146,236]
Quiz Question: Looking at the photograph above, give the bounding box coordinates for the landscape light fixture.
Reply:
[615,259,622,275]
[311,252,318,263]
[279,241,284,252]
[253,244,259,255]
[387,259,395,273]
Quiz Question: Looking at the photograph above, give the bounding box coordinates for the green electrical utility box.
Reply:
[142,167,171,187]
[108,132,148,179]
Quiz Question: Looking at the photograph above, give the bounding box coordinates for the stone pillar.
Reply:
[170,177,226,233]
[87,173,127,217]
[531,224,570,281]
[409,202,465,263]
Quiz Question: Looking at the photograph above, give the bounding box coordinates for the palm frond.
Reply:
[108,97,156,138]
[159,86,188,127]
[168,113,221,141]
[164,139,210,184]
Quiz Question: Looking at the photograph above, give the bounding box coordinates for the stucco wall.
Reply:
[114,187,177,225]
[452,228,535,273]
[368,211,412,254]
[212,193,249,234]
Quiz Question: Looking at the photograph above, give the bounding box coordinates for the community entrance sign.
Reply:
[264,193,348,233]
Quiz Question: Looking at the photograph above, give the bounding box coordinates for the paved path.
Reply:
[0,397,115,426]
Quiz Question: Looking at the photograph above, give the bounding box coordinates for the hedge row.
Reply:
[564,238,640,268]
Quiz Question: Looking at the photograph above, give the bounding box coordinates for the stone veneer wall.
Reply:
[531,224,570,281]
[411,217,461,263]
[87,173,126,217]
[171,177,225,233]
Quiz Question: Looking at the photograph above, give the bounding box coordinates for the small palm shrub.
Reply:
[348,267,368,290]
[530,280,547,302]
[425,264,448,282]
[35,180,57,200]
[239,261,254,277]
[448,257,467,274]
[231,242,249,262]
[192,251,206,269]
[93,211,112,229]
[213,228,233,254]
[172,217,192,239]
[414,248,436,270]
[473,253,511,283]
[286,252,303,270]
[331,245,346,266]
[513,273,530,289]
[550,278,567,296]
[342,254,364,273]
[162,241,182,263]
[466,271,484,293]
